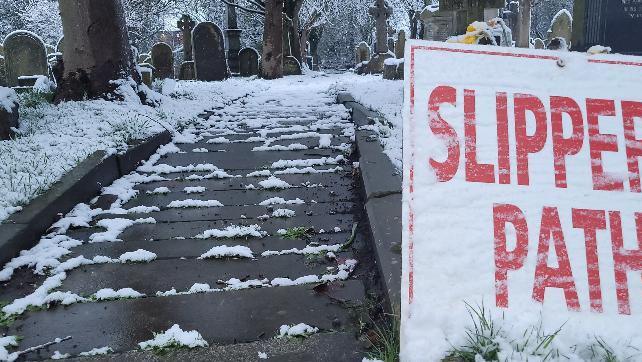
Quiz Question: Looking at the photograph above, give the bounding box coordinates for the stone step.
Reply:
[11,281,365,360]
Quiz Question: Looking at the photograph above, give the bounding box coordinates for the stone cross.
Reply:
[226,0,239,29]
[177,14,196,61]
[369,0,392,54]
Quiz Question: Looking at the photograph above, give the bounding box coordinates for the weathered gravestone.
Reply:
[573,0,642,55]
[355,42,371,64]
[225,0,242,74]
[502,1,520,42]
[151,42,174,79]
[3,31,48,87]
[548,9,573,47]
[421,8,467,41]
[0,87,19,140]
[177,15,196,80]
[192,22,229,81]
[534,38,546,49]
[238,47,260,77]
[394,30,406,58]
[366,0,393,74]
[0,44,4,56]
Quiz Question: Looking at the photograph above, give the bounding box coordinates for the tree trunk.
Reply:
[261,0,284,79]
[517,0,532,48]
[55,0,140,103]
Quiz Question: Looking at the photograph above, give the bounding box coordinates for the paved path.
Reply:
[0,80,374,360]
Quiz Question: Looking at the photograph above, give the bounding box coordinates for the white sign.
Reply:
[402,40,642,361]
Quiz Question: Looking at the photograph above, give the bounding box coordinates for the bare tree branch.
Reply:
[219,0,266,16]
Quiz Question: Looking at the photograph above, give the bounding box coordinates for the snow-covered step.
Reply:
[9,281,365,359]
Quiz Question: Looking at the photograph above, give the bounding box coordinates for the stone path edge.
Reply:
[0,130,172,266]
[337,92,402,314]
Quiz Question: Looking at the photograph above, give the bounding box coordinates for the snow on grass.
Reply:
[259,197,305,206]
[278,323,319,338]
[198,245,254,259]
[261,244,342,257]
[51,351,70,359]
[183,186,206,194]
[138,324,208,351]
[272,209,295,218]
[148,187,170,194]
[89,217,155,243]
[258,176,292,189]
[78,347,113,356]
[167,199,223,208]
[0,336,18,361]
[2,273,67,315]
[270,155,345,169]
[138,163,223,174]
[194,225,266,239]
[118,249,157,263]
[270,259,357,287]
[93,288,144,301]
[273,166,343,175]
[0,235,81,280]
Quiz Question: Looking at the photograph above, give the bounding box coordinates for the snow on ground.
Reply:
[278,323,319,338]
[138,324,208,350]
[198,245,254,259]
[0,80,254,222]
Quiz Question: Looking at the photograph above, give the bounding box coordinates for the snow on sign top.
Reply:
[401,40,642,361]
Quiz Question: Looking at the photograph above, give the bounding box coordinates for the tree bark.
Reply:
[55,0,140,103]
[261,0,284,79]
[284,0,304,63]
[517,0,532,48]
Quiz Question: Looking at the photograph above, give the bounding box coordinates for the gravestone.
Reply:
[502,1,520,42]
[56,37,64,53]
[179,61,196,80]
[0,87,19,140]
[366,0,393,74]
[45,44,56,55]
[421,8,467,41]
[225,0,242,74]
[0,44,4,56]
[238,47,260,77]
[394,30,406,58]
[139,66,153,87]
[548,9,573,46]
[573,0,642,55]
[3,31,48,87]
[355,42,371,64]
[192,22,229,81]
[151,42,174,79]
[177,15,195,62]
[534,38,546,49]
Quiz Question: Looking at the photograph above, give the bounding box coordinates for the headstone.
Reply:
[225,0,242,74]
[534,38,546,49]
[3,31,48,88]
[366,0,393,74]
[502,1,520,42]
[238,47,260,77]
[421,8,467,41]
[0,44,4,56]
[139,66,153,87]
[573,0,642,55]
[548,9,573,46]
[192,22,229,81]
[355,42,371,64]
[151,42,174,79]
[56,37,64,53]
[177,15,196,61]
[179,61,196,80]
[440,0,505,25]
[387,37,395,52]
[548,37,569,51]
[282,17,302,76]
[394,30,406,58]
[0,87,19,140]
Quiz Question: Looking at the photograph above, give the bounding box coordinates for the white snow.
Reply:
[89,218,154,243]
[258,177,292,189]
[258,197,305,206]
[261,244,342,257]
[192,148,209,153]
[270,155,345,169]
[195,225,266,239]
[148,187,170,194]
[51,351,70,359]
[93,288,144,300]
[273,166,343,175]
[247,170,272,177]
[198,245,254,259]
[118,249,157,263]
[0,336,18,362]
[0,86,18,112]
[138,324,208,350]
[183,186,206,194]
[78,347,114,356]
[253,143,308,152]
[278,323,319,338]
[271,209,296,218]
[258,351,268,359]
[167,199,223,208]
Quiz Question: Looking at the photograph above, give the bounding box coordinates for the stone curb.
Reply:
[0,131,172,266]
[338,93,402,314]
